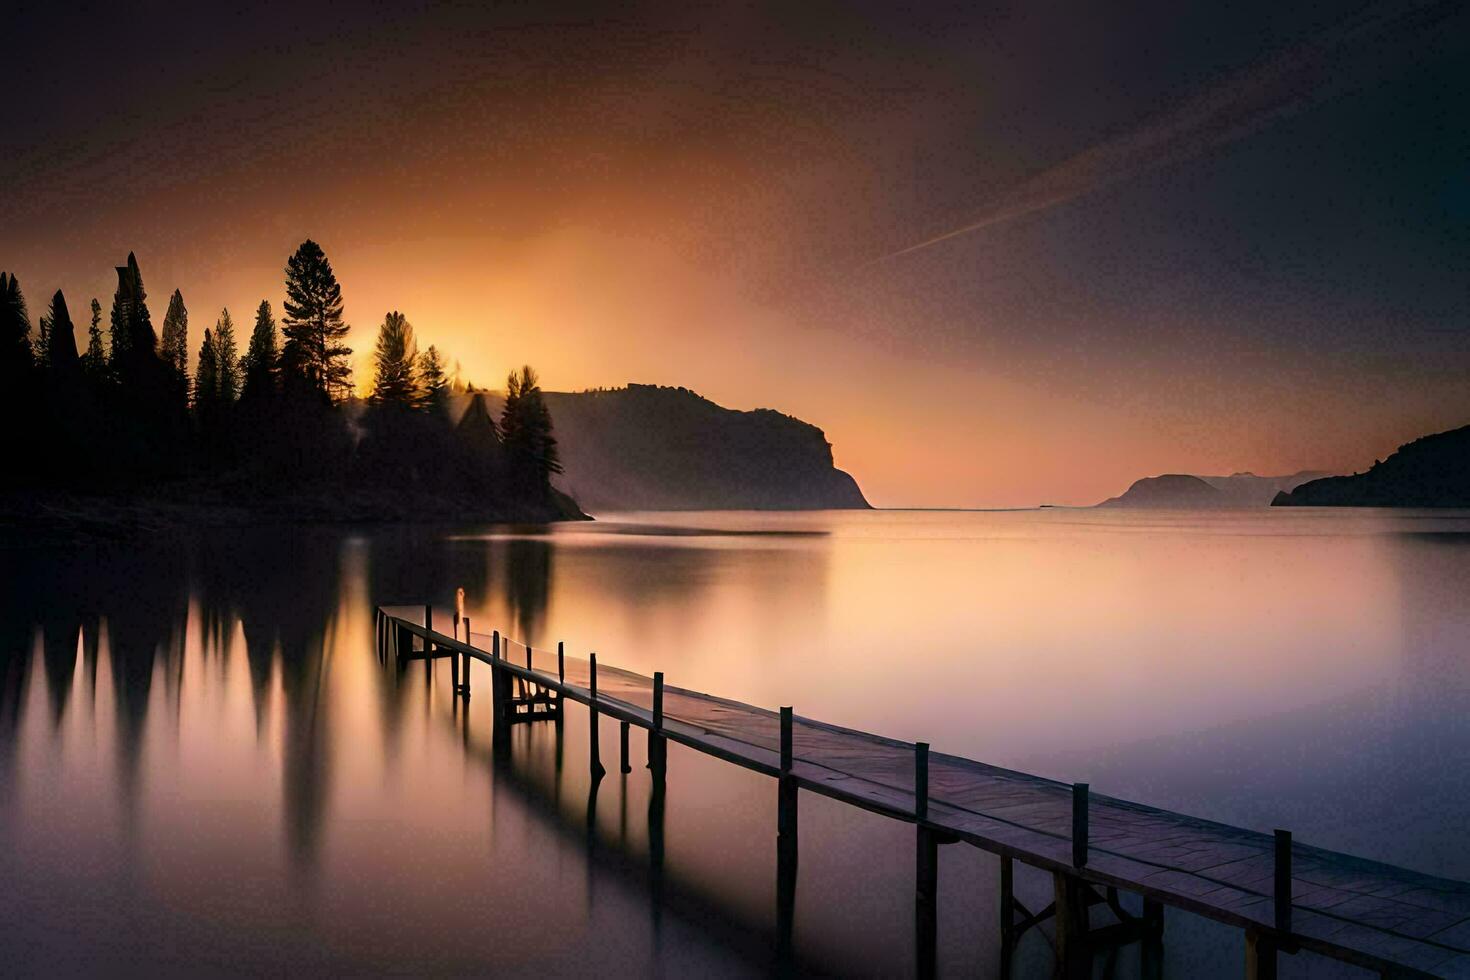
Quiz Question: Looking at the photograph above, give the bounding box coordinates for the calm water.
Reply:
[3,509,1469,977]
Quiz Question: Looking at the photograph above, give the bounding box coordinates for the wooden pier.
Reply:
[377,604,1470,978]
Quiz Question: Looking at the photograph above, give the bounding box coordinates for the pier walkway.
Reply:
[378,604,1470,979]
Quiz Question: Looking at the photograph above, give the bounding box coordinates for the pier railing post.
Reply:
[777,706,799,964]
[620,721,631,773]
[461,617,472,698]
[492,630,504,729]
[915,741,937,978]
[648,671,667,780]
[1275,828,1292,935]
[1073,783,1089,868]
[588,653,605,779]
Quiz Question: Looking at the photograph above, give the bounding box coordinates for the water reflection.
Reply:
[1,510,1469,976]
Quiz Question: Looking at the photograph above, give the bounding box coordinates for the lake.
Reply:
[2,508,1468,977]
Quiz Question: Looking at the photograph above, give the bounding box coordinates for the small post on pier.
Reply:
[557,641,565,683]
[1246,828,1293,979]
[492,630,504,729]
[915,741,937,979]
[588,653,605,779]
[424,603,432,640]
[620,721,631,773]
[777,706,799,963]
[648,671,667,781]
[1073,783,1089,868]
[1274,829,1292,935]
[461,617,472,698]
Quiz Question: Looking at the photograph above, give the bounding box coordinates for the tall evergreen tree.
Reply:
[33,309,51,369]
[242,300,278,399]
[213,308,241,403]
[194,327,218,409]
[500,365,561,489]
[369,311,420,406]
[44,291,81,381]
[281,240,351,401]
[159,289,189,381]
[417,344,449,415]
[83,298,107,379]
[0,272,33,388]
[109,252,157,383]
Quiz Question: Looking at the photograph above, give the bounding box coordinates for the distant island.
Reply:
[1272,424,1470,507]
[1097,471,1328,508]
[467,384,869,512]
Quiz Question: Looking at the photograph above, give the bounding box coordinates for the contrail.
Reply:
[874,0,1463,265]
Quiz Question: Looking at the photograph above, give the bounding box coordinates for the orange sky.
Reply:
[3,4,1466,507]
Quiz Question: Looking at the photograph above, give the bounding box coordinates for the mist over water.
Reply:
[2,509,1468,977]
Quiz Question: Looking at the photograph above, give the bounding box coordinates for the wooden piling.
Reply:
[1274,829,1292,934]
[915,741,929,820]
[648,671,667,779]
[916,825,938,978]
[914,741,936,978]
[1054,872,1090,980]
[620,721,631,773]
[461,617,471,698]
[557,641,565,683]
[1073,782,1090,868]
[777,706,799,965]
[999,855,1015,975]
[589,653,605,778]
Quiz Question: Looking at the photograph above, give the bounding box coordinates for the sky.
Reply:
[2,0,1467,507]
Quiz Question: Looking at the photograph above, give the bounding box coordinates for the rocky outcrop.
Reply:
[1272,425,1470,507]
[464,384,869,512]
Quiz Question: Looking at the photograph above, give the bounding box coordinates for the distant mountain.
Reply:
[1272,424,1470,507]
[1098,471,1327,508]
[461,384,869,512]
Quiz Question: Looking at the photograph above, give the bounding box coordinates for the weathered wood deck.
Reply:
[378,604,1470,978]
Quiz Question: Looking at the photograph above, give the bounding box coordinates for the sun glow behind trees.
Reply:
[0,240,568,514]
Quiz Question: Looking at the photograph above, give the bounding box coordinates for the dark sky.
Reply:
[3,0,1467,505]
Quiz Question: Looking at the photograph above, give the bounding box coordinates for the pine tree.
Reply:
[213,308,241,403]
[500,365,561,489]
[194,327,218,409]
[281,239,352,401]
[417,345,449,415]
[44,291,81,381]
[83,298,107,379]
[369,310,420,406]
[0,272,33,387]
[34,309,51,369]
[109,251,157,384]
[242,300,277,399]
[159,289,189,381]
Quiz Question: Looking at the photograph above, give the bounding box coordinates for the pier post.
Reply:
[1054,872,1090,980]
[492,630,504,730]
[1072,783,1089,868]
[1274,829,1292,935]
[461,617,472,698]
[620,721,632,773]
[1000,855,1015,974]
[588,653,605,779]
[556,641,565,728]
[777,706,799,963]
[1142,898,1164,980]
[915,741,937,979]
[648,671,667,781]
[1245,829,1292,978]
[1245,929,1277,980]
